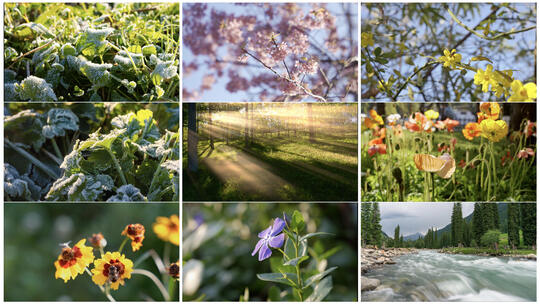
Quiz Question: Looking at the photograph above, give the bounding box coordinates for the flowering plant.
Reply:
[53,215,179,301]
[254,211,335,301]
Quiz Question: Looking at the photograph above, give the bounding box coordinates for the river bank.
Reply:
[361,247,418,291]
[439,247,537,260]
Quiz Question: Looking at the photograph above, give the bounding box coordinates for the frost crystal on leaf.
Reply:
[107,184,146,202]
[42,108,79,139]
[17,76,58,101]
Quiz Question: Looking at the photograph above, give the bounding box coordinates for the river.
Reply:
[362,250,536,301]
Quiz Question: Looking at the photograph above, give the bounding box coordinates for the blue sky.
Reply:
[183,3,358,102]
[361,3,536,101]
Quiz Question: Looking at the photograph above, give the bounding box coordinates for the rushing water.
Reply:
[362,250,536,302]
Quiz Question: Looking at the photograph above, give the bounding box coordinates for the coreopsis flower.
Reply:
[88,233,107,249]
[439,48,462,69]
[54,239,95,283]
[517,148,535,159]
[414,153,456,179]
[92,252,133,290]
[252,217,285,261]
[508,80,537,102]
[474,64,497,93]
[121,224,145,252]
[153,215,179,246]
[386,114,401,126]
[361,32,374,48]
[479,102,500,120]
[424,109,439,120]
[463,122,481,140]
[168,261,180,279]
[480,119,508,142]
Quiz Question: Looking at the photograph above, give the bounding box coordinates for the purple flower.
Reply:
[252,217,286,261]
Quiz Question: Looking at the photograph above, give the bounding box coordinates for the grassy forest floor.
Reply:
[183,131,358,201]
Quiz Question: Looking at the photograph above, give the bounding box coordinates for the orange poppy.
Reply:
[479,102,500,120]
[463,122,481,140]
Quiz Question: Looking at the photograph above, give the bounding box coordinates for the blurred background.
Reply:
[4,203,179,301]
[182,203,357,301]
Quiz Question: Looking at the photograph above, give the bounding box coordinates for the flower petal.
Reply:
[524,83,537,99]
[268,233,285,248]
[258,242,272,261]
[270,217,286,236]
[252,239,264,256]
[257,226,272,238]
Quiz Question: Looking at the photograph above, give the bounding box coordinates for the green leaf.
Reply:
[127,45,142,54]
[16,76,57,101]
[13,22,54,38]
[107,184,146,202]
[4,110,46,151]
[267,286,281,301]
[256,273,298,287]
[305,276,333,302]
[283,255,308,266]
[408,85,414,100]
[76,27,114,58]
[42,108,79,139]
[142,44,157,56]
[374,47,382,57]
[471,56,493,64]
[45,173,114,201]
[299,232,333,243]
[291,210,305,232]
[303,266,337,289]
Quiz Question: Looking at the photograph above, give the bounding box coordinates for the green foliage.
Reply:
[4,3,179,101]
[4,103,179,201]
[480,229,501,249]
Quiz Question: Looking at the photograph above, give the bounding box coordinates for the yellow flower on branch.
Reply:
[92,252,133,290]
[480,119,508,142]
[439,48,462,69]
[508,80,537,102]
[424,109,439,120]
[54,239,95,283]
[361,32,374,48]
[473,64,497,93]
[153,215,179,246]
[121,223,145,252]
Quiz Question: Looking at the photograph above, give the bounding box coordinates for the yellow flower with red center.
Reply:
[508,80,537,102]
[463,122,482,140]
[121,224,145,252]
[54,239,95,283]
[480,119,508,142]
[92,252,133,290]
[153,215,179,246]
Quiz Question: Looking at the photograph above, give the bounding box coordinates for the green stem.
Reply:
[294,232,303,301]
[118,237,129,254]
[50,138,63,160]
[132,268,170,301]
[276,247,290,260]
[5,139,59,179]
[105,148,127,185]
[168,277,177,300]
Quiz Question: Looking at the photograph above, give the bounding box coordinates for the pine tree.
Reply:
[372,203,383,247]
[434,228,438,249]
[473,203,484,244]
[451,203,463,246]
[394,225,400,248]
[400,235,404,248]
[491,204,500,230]
[508,203,520,248]
[361,203,372,245]
[521,203,536,247]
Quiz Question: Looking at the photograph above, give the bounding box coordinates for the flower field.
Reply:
[362,103,536,202]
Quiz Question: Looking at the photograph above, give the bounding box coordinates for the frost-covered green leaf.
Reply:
[150,54,178,86]
[107,184,146,202]
[13,22,55,38]
[5,83,19,101]
[4,163,40,201]
[113,50,144,68]
[75,27,114,57]
[45,173,115,201]
[60,43,77,57]
[142,44,157,56]
[78,128,124,151]
[4,110,46,151]
[42,108,79,138]
[16,76,58,101]
[76,57,113,91]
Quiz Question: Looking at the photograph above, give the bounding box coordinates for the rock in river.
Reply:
[362,277,380,291]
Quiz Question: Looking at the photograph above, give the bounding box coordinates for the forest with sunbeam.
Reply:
[183,103,358,201]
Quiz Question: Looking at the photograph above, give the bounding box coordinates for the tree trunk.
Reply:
[188,103,198,172]
[208,105,214,149]
[245,103,249,147]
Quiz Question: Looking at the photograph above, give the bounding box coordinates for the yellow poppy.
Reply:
[414,153,456,179]
[480,119,508,142]
[153,215,179,246]
[91,252,133,290]
[424,109,439,120]
[508,80,537,102]
[54,239,95,283]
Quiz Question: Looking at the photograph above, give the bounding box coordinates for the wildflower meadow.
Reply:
[362,103,536,202]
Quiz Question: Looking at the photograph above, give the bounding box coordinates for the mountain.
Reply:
[403,232,424,241]
[435,203,508,238]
